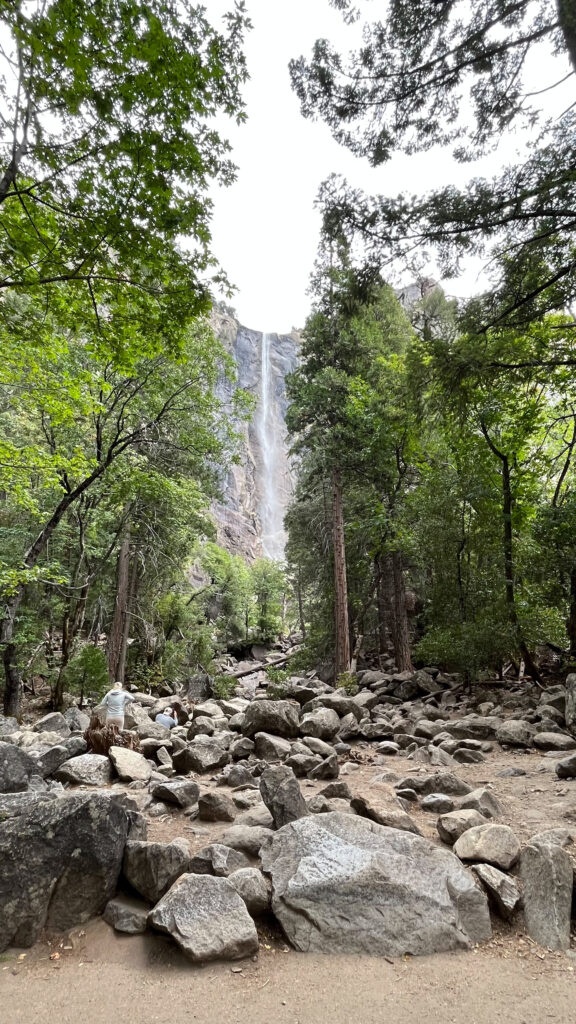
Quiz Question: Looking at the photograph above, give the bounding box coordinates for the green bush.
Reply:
[336,671,359,696]
[210,674,237,700]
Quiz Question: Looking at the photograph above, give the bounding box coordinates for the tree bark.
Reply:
[376,555,388,655]
[567,565,576,659]
[2,643,22,718]
[391,550,413,672]
[332,467,350,676]
[107,527,132,683]
[558,0,576,73]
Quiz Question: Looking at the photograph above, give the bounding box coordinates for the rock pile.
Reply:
[0,663,575,962]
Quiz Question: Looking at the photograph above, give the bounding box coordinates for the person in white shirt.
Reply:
[101,681,135,730]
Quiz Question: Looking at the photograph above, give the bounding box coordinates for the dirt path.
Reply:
[2,919,575,1024]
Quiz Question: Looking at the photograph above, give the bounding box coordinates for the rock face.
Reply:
[148,873,259,962]
[242,701,300,739]
[123,839,191,903]
[260,812,491,956]
[520,842,573,950]
[54,753,112,786]
[0,742,37,793]
[259,765,309,829]
[454,824,520,870]
[109,746,152,784]
[0,793,130,951]
[211,312,300,560]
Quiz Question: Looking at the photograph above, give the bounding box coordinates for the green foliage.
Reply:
[61,645,109,698]
[336,672,358,695]
[210,674,237,700]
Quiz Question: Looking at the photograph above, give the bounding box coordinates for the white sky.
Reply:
[206,0,572,334]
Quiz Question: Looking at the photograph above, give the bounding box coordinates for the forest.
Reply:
[1,0,576,719]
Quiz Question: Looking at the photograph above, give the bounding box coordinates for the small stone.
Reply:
[103,895,149,934]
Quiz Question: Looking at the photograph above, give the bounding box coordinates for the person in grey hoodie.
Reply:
[101,681,135,730]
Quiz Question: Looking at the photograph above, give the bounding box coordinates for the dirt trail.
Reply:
[1,918,575,1024]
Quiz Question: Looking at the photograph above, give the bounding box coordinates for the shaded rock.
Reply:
[103,895,149,934]
[260,812,491,956]
[299,708,340,741]
[303,694,364,722]
[302,736,336,758]
[0,742,38,793]
[396,772,472,798]
[520,842,573,950]
[565,673,576,734]
[188,843,250,877]
[218,824,274,857]
[376,741,400,756]
[254,732,292,761]
[285,753,322,777]
[230,736,255,760]
[421,793,454,814]
[148,873,258,962]
[350,785,422,836]
[122,839,190,902]
[259,765,309,829]
[198,791,236,822]
[54,753,112,787]
[471,863,521,921]
[109,746,152,784]
[35,744,73,779]
[320,781,352,800]
[555,753,576,779]
[533,732,576,751]
[227,867,270,915]
[32,712,70,738]
[151,779,200,808]
[0,715,18,738]
[454,824,520,869]
[173,737,230,775]
[187,716,215,739]
[0,792,130,951]
[529,827,574,849]
[63,707,91,733]
[308,752,339,780]
[496,720,534,747]
[446,717,501,741]
[459,787,503,819]
[241,701,300,739]
[436,809,489,845]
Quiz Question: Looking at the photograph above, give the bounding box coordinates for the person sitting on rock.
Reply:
[101,681,135,731]
[155,705,178,730]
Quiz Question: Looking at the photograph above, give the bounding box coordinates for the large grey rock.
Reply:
[241,701,300,739]
[436,809,489,845]
[533,732,576,751]
[302,736,338,758]
[0,715,18,738]
[254,732,292,761]
[454,824,520,870]
[63,706,91,733]
[32,712,71,738]
[218,824,274,857]
[0,741,37,793]
[54,752,112,787]
[496,720,534,747]
[227,867,270,915]
[151,779,200,808]
[0,792,130,951]
[396,772,471,798]
[122,839,190,902]
[299,708,341,741]
[148,873,258,962]
[260,813,491,956]
[103,895,149,934]
[188,843,250,876]
[198,791,236,822]
[520,842,573,950]
[109,746,152,784]
[555,753,576,779]
[173,737,230,775]
[259,765,309,829]
[458,787,503,819]
[35,743,74,779]
[350,785,422,835]
[302,694,364,722]
[445,717,501,740]
[471,863,521,921]
[421,793,454,814]
[308,752,339,780]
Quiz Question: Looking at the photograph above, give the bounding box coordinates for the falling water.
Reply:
[257,332,285,560]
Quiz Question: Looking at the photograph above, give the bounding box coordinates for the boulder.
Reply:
[445,717,501,740]
[148,873,258,962]
[187,716,215,739]
[436,809,489,845]
[109,746,152,784]
[241,701,300,739]
[150,779,200,808]
[32,712,71,738]
[496,720,534,747]
[302,694,364,722]
[188,843,250,876]
[0,715,18,738]
[254,732,292,761]
[54,753,112,787]
[454,824,520,870]
[285,753,323,777]
[396,772,471,798]
[259,765,309,829]
[350,786,422,836]
[302,736,338,758]
[230,737,255,760]
[35,743,75,779]
[320,781,352,801]
[308,753,340,781]
[122,839,191,902]
[103,895,149,934]
[63,707,91,733]
[520,842,573,950]
[0,792,130,951]
[471,864,521,921]
[299,708,341,741]
[565,674,576,734]
[218,824,274,857]
[0,741,37,793]
[458,787,503,819]
[173,737,230,775]
[198,791,237,822]
[0,790,60,820]
[260,812,491,956]
[421,793,454,814]
[227,867,270,915]
[533,732,576,751]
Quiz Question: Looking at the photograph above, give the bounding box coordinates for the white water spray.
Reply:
[257,332,285,560]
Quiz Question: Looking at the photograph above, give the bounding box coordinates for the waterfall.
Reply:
[257,332,285,561]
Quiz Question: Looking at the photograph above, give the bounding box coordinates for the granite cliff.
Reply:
[211,311,301,562]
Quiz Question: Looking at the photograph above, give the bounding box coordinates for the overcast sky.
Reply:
[206,0,571,334]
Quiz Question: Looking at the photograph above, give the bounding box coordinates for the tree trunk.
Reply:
[391,550,413,672]
[332,467,350,676]
[2,643,22,718]
[558,0,576,73]
[115,548,139,685]
[376,555,388,655]
[296,566,307,640]
[107,528,132,682]
[567,565,576,659]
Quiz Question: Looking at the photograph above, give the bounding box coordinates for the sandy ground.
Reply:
[2,742,576,1023]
